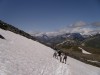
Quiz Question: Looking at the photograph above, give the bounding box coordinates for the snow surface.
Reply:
[0,28,100,75]
[78,47,91,54]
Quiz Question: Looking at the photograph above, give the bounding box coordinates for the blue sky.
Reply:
[0,0,100,32]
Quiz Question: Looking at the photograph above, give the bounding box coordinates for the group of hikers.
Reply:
[53,50,68,64]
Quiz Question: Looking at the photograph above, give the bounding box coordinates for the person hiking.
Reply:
[63,53,68,64]
[58,50,62,57]
[60,53,65,63]
[57,50,63,62]
[53,51,58,59]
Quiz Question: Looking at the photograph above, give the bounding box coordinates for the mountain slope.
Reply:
[84,34,100,49]
[0,28,100,75]
[81,34,100,54]
[32,32,84,47]
[0,20,36,41]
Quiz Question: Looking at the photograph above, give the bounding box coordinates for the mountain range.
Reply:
[32,32,85,47]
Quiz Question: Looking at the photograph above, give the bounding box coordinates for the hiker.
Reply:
[63,53,68,64]
[58,50,62,57]
[60,53,64,62]
[57,50,65,62]
[53,51,58,59]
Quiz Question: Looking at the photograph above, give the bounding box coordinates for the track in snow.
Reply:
[38,57,70,75]
[55,63,70,75]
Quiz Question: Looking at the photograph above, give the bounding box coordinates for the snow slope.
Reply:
[0,28,100,75]
[78,47,91,54]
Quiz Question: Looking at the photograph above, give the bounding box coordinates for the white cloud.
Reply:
[58,21,100,35]
[70,21,87,27]
[91,22,100,27]
[59,27,93,35]
[31,21,100,36]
